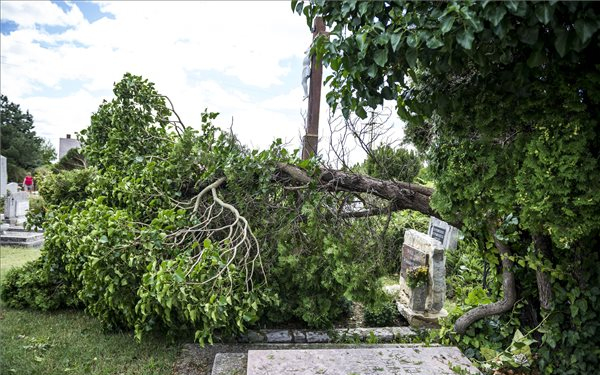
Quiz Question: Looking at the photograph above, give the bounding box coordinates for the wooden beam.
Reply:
[302,16,326,160]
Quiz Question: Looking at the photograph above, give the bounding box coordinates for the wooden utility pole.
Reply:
[302,16,326,160]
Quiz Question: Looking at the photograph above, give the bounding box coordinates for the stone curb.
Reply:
[237,326,416,344]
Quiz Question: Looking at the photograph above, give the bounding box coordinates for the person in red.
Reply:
[23,173,34,193]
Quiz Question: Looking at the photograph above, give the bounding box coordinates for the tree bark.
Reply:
[274,162,449,222]
[532,233,554,311]
[454,237,517,334]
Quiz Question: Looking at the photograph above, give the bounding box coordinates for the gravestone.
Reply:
[0,155,6,197]
[4,191,29,225]
[427,217,460,250]
[6,182,19,195]
[246,347,480,375]
[397,229,448,327]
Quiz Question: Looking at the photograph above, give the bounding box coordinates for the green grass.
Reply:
[0,246,41,282]
[0,246,182,375]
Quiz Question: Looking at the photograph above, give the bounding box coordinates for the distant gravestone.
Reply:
[4,191,29,225]
[0,155,6,197]
[246,347,480,375]
[397,229,448,327]
[427,217,460,250]
[6,182,19,195]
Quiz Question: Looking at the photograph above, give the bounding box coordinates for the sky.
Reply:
[1,1,404,164]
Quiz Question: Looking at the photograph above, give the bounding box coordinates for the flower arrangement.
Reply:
[406,265,429,289]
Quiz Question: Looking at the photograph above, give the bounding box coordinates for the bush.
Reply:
[363,297,399,327]
[1,260,78,310]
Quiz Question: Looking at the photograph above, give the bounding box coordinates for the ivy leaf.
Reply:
[554,28,569,57]
[574,19,600,44]
[381,86,394,100]
[356,33,367,52]
[405,48,417,69]
[535,3,554,25]
[356,106,367,119]
[367,64,377,78]
[456,29,475,50]
[426,36,444,49]
[373,49,388,67]
[520,27,539,45]
[440,15,455,34]
[483,4,507,27]
[390,33,402,52]
[407,34,418,48]
[99,235,108,244]
[527,48,546,67]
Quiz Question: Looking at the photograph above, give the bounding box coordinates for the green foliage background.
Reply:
[3,73,403,345]
[0,95,56,182]
[298,0,600,373]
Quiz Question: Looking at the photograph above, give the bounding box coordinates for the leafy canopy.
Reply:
[296,1,600,373]
[0,95,56,181]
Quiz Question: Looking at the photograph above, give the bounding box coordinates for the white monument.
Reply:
[58,134,81,160]
[0,155,6,197]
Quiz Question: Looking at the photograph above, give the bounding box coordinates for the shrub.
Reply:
[363,297,399,327]
[1,260,78,310]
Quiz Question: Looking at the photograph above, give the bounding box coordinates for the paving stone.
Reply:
[369,328,395,342]
[292,330,306,343]
[211,353,246,375]
[390,326,417,339]
[305,331,330,343]
[264,330,292,343]
[246,330,266,343]
[247,346,481,375]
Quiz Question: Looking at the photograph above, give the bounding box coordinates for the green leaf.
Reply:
[520,27,539,45]
[174,269,185,283]
[405,48,417,69]
[440,15,455,34]
[481,347,497,361]
[535,3,554,25]
[390,33,402,52]
[574,19,600,44]
[554,28,569,57]
[99,235,108,244]
[356,106,367,119]
[367,64,377,78]
[426,36,444,49]
[456,30,474,50]
[381,86,394,100]
[407,34,418,48]
[373,49,388,67]
[356,33,367,52]
[483,4,507,27]
[527,48,545,67]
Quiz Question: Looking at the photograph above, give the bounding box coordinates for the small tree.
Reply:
[0,95,56,181]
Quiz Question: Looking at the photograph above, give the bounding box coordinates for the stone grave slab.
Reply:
[247,346,480,375]
[427,217,460,250]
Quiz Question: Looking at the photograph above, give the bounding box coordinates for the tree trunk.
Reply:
[274,163,451,223]
[454,237,517,334]
[532,233,554,311]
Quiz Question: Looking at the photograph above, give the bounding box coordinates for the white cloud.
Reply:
[0,1,85,28]
[1,1,404,166]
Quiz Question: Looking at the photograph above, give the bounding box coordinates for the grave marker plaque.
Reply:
[400,244,428,280]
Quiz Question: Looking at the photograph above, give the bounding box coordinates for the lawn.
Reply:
[0,246,182,375]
